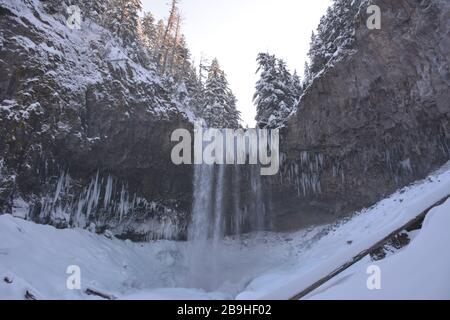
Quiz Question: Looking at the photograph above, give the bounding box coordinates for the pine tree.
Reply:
[291,70,303,106]
[254,53,298,129]
[307,30,327,77]
[254,53,277,128]
[153,19,166,64]
[141,12,158,53]
[158,0,180,74]
[104,0,142,47]
[202,59,240,128]
[225,93,241,128]
[80,0,107,22]
[172,35,191,80]
[183,64,204,116]
[303,61,312,88]
[305,0,361,87]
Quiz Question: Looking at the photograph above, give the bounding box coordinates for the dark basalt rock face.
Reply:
[1,0,449,240]
[268,0,450,231]
[0,0,193,240]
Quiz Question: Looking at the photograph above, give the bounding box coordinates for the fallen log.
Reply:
[25,290,37,300]
[85,288,117,300]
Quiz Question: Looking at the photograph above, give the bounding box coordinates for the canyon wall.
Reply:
[269,0,450,230]
[0,0,193,240]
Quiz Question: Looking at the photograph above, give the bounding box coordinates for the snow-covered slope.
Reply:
[306,199,450,300]
[240,162,450,300]
[1,162,450,300]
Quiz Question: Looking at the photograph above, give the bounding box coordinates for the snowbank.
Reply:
[307,199,450,300]
[237,162,450,300]
[1,162,450,300]
[0,214,194,299]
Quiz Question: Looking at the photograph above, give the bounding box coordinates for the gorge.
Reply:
[0,0,449,299]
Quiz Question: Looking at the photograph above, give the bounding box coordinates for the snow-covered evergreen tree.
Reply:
[305,0,362,87]
[291,71,303,97]
[291,70,303,106]
[104,0,142,47]
[80,0,107,22]
[183,65,204,117]
[51,0,238,128]
[141,12,158,54]
[303,61,312,88]
[201,59,241,128]
[254,53,299,129]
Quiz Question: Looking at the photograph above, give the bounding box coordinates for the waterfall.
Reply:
[232,165,243,235]
[187,160,268,290]
[213,165,226,243]
[187,163,223,290]
[250,165,266,232]
[189,163,215,243]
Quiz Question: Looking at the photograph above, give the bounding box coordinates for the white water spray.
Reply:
[187,136,269,290]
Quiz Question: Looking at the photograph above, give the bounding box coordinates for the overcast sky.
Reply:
[141,0,332,126]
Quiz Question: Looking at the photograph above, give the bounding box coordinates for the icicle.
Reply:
[91,171,101,209]
[400,158,413,175]
[104,175,113,208]
[53,172,66,203]
[118,184,127,222]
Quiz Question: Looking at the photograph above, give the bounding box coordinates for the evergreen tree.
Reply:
[104,0,142,47]
[225,93,241,128]
[80,0,107,22]
[291,70,303,106]
[291,71,303,97]
[305,0,361,87]
[254,53,299,129]
[202,59,241,128]
[152,19,166,65]
[158,0,180,74]
[94,0,239,128]
[303,61,312,88]
[141,12,158,53]
[254,53,277,128]
[183,64,204,116]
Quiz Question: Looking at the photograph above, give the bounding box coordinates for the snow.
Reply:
[0,214,200,299]
[0,212,326,299]
[241,162,450,300]
[1,0,194,122]
[122,289,227,301]
[11,197,29,219]
[306,198,450,300]
[1,162,450,300]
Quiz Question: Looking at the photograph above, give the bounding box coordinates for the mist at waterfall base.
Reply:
[3,164,450,299]
[186,163,267,291]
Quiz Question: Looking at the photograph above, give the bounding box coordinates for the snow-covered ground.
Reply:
[305,198,450,300]
[1,163,450,300]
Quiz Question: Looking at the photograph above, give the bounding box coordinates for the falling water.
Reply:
[187,163,222,289]
[232,165,243,235]
[187,145,268,290]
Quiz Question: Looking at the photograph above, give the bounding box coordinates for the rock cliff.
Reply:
[270,0,450,230]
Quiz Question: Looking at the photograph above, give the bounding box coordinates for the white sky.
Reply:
[141,0,332,126]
